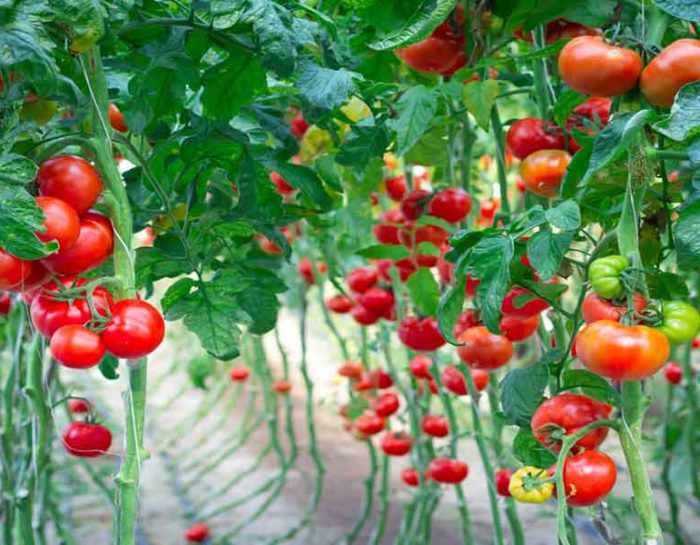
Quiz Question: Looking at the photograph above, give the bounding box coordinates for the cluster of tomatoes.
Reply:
[62,398,113,459]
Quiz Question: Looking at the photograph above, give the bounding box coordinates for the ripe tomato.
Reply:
[441,365,489,396]
[338,361,364,379]
[185,523,210,542]
[561,450,616,507]
[290,112,309,139]
[506,118,566,160]
[230,367,250,381]
[400,189,431,220]
[101,299,165,359]
[298,258,327,285]
[520,150,571,197]
[270,171,296,197]
[569,97,612,126]
[456,326,513,370]
[664,362,683,385]
[398,316,446,351]
[0,249,32,290]
[531,393,611,453]
[375,258,416,283]
[409,354,433,379]
[354,414,385,436]
[384,176,407,201]
[545,19,601,42]
[581,293,646,324]
[68,398,90,414]
[501,286,550,318]
[421,415,449,437]
[351,304,380,326]
[640,39,700,107]
[347,267,378,293]
[372,209,404,245]
[367,368,393,389]
[398,223,449,248]
[373,391,400,417]
[401,467,420,487]
[62,421,112,458]
[452,310,479,338]
[42,213,114,275]
[558,36,642,97]
[480,199,499,220]
[109,103,128,132]
[495,469,513,497]
[381,431,413,456]
[500,313,539,342]
[35,196,80,253]
[50,325,105,369]
[427,457,468,484]
[37,156,102,215]
[428,188,472,224]
[0,292,11,315]
[273,379,292,394]
[358,287,394,316]
[396,36,465,75]
[13,262,51,296]
[576,320,670,380]
[326,294,354,314]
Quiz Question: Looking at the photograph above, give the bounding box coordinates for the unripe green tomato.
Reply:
[20,98,58,124]
[69,28,102,54]
[588,255,629,299]
[657,300,700,345]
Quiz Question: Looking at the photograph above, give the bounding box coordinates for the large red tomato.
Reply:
[427,457,468,484]
[37,155,103,215]
[558,36,642,97]
[101,299,165,359]
[62,421,112,458]
[354,414,385,436]
[0,248,32,290]
[576,320,670,380]
[640,39,700,107]
[358,287,394,315]
[35,196,80,252]
[506,118,566,160]
[520,150,571,197]
[561,451,617,507]
[456,326,513,370]
[398,316,446,351]
[396,36,465,76]
[42,213,114,275]
[581,293,647,323]
[531,393,611,453]
[50,325,105,369]
[428,188,472,224]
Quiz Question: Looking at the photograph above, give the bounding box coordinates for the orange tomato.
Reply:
[520,150,571,197]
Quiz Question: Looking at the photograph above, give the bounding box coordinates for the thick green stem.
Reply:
[680,345,700,503]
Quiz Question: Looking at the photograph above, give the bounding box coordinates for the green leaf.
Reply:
[336,118,390,170]
[650,0,700,20]
[251,0,297,77]
[0,21,58,95]
[368,0,458,50]
[98,354,119,380]
[49,0,105,49]
[437,273,465,345]
[553,90,586,128]
[647,271,689,300]
[500,364,549,427]
[201,53,267,120]
[545,200,581,230]
[561,370,620,407]
[390,85,438,155]
[271,162,334,211]
[462,80,501,131]
[356,244,410,260]
[470,235,513,332]
[187,355,217,390]
[296,61,358,110]
[512,428,557,468]
[654,80,700,141]
[527,226,574,281]
[406,268,440,317]
[675,198,700,272]
[405,124,449,166]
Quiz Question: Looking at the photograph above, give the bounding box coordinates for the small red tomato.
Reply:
[50,325,105,369]
[367,368,393,389]
[35,196,80,252]
[441,365,488,396]
[42,213,114,275]
[398,222,449,249]
[62,421,112,458]
[479,199,499,220]
[501,286,550,318]
[427,457,469,484]
[409,355,433,379]
[452,310,479,338]
[664,362,683,385]
[358,287,394,315]
[230,367,250,382]
[396,35,465,76]
[561,450,617,507]
[520,150,571,198]
[381,431,413,456]
[347,267,379,294]
[421,415,449,437]
[373,391,400,417]
[373,209,405,245]
[400,189,432,220]
[401,467,420,487]
[351,304,380,326]
[398,316,446,352]
[68,399,90,414]
[185,523,210,542]
[0,292,11,315]
[290,112,309,139]
[270,171,296,197]
[109,103,128,132]
[37,155,103,215]
[456,326,513,370]
[495,469,513,497]
[384,176,407,201]
[500,314,539,342]
[298,258,326,285]
[326,295,354,314]
[101,299,165,359]
[694,338,700,349]
[428,188,472,224]
[354,414,385,436]
[0,248,32,290]
[506,118,566,160]
[337,361,364,380]
[273,379,292,394]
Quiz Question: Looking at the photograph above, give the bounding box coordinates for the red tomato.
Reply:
[441,365,489,396]
[37,156,102,215]
[396,36,465,75]
[230,367,250,381]
[347,267,379,293]
[354,414,385,436]
[380,431,413,456]
[479,199,499,220]
[367,368,393,389]
[515,19,600,43]
[495,469,513,497]
[452,310,479,338]
[570,97,612,126]
[421,415,449,437]
[273,379,292,394]
[13,262,51,296]
[42,213,114,275]
[35,196,80,252]
[693,337,700,349]
[50,325,105,369]
[401,467,420,487]
[62,421,112,458]
[400,189,431,220]
[576,320,670,380]
[298,258,326,285]
[427,457,468,484]
[520,150,571,198]
[372,209,404,245]
[398,316,446,351]
[558,36,642,97]
[640,39,700,107]
[338,361,364,379]
[384,176,406,201]
[373,391,400,418]
[351,304,380,326]
[0,249,31,291]
[409,355,433,379]
[68,398,90,414]
[428,188,472,224]
[664,361,683,385]
[358,287,394,315]
[101,299,165,359]
[500,313,539,342]
[326,295,354,314]
[290,112,309,139]
[398,223,449,248]
[109,103,128,132]
[456,326,513,370]
[270,171,296,197]
[531,393,612,453]
[375,258,416,283]
[185,523,210,542]
[581,293,647,323]
[561,451,616,507]
[506,118,566,160]
[501,286,550,318]
[0,292,11,315]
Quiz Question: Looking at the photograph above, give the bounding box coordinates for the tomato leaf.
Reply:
[553,89,586,128]
[527,226,574,281]
[389,85,438,155]
[545,200,581,230]
[512,428,557,468]
[356,244,410,260]
[270,162,336,211]
[336,117,391,171]
[653,80,700,141]
[561,370,620,407]
[675,198,700,272]
[250,0,297,77]
[406,267,440,317]
[437,273,465,345]
[201,54,267,120]
[462,80,501,131]
[469,235,513,333]
[650,0,700,20]
[296,61,358,110]
[500,363,549,427]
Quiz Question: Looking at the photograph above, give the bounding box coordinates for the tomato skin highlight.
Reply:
[456,326,513,370]
[101,299,165,359]
[35,196,80,252]
[520,149,571,198]
[42,213,114,275]
[558,36,642,97]
[561,451,617,507]
[50,325,105,369]
[37,155,103,215]
[62,421,112,458]
[427,457,468,484]
[576,320,670,380]
[506,118,566,160]
[640,39,700,107]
